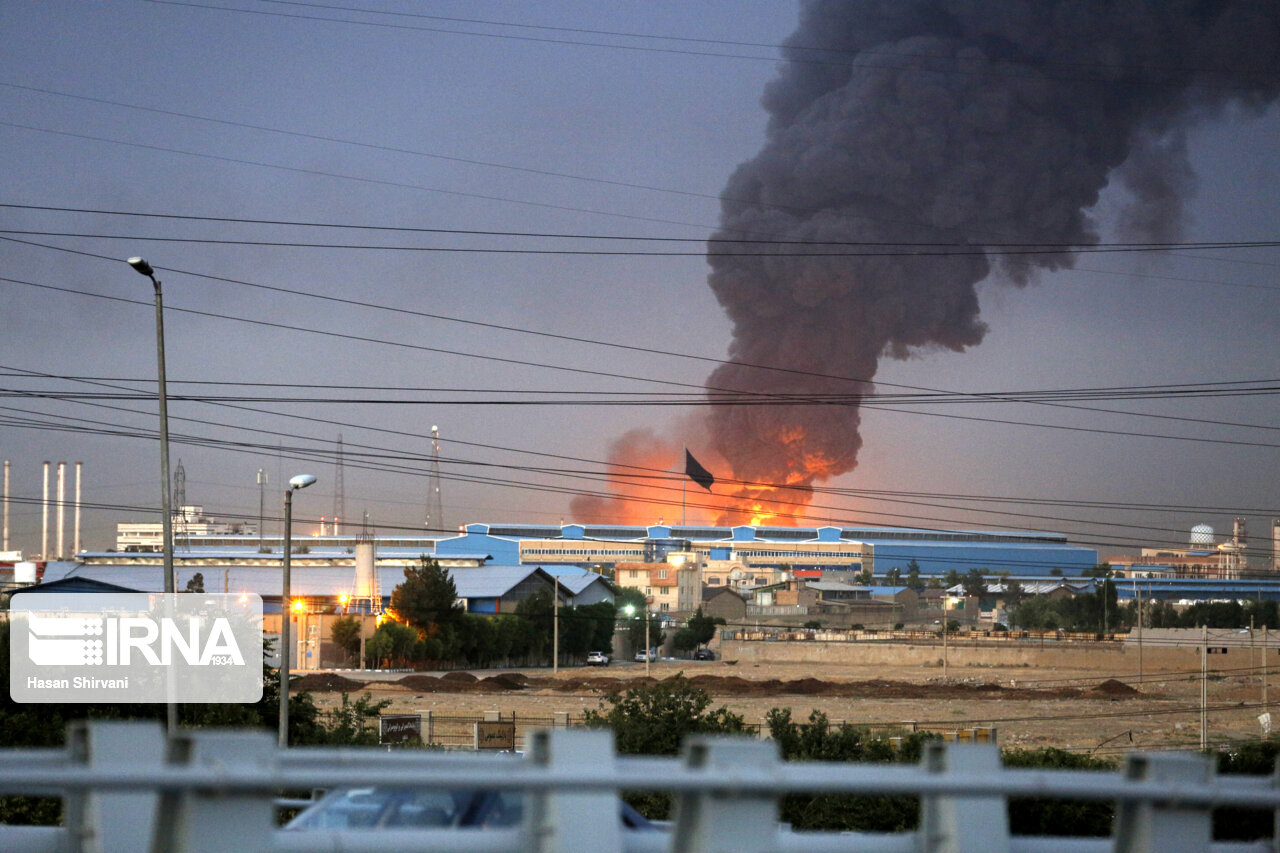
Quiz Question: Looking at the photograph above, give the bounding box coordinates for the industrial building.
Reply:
[434,522,1101,578]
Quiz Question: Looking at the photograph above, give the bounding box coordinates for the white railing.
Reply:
[0,721,1277,852]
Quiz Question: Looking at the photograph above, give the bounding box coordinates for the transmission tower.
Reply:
[172,459,187,549]
[425,425,444,534]
[332,433,346,537]
[256,468,268,548]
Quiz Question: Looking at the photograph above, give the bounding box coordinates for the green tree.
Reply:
[885,567,902,586]
[906,561,924,592]
[318,692,392,745]
[613,586,647,615]
[686,606,724,647]
[330,615,362,666]
[583,675,747,818]
[515,587,555,664]
[365,621,419,668]
[390,557,461,640]
[962,569,988,597]
[1002,748,1116,836]
[672,627,699,653]
[184,572,205,593]
[766,709,936,831]
[1212,740,1280,841]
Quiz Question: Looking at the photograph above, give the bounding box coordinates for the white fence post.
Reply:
[669,737,781,853]
[919,742,1010,853]
[1112,752,1213,853]
[148,729,277,853]
[64,720,165,853]
[527,728,621,853]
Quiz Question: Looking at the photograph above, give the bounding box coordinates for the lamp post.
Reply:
[623,604,652,677]
[126,257,174,594]
[279,473,317,748]
[128,257,177,736]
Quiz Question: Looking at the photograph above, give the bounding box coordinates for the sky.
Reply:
[0,1,1276,566]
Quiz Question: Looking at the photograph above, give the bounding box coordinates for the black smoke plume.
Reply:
[704,0,1279,521]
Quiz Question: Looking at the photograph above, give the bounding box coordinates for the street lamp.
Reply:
[126,257,174,595]
[622,604,652,677]
[279,473,317,748]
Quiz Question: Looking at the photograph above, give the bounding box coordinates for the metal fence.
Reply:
[724,626,1122,644]
[1,720,1277,852]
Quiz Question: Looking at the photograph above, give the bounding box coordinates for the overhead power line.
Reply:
[4,228,1277,258]
[4,266,1279,453]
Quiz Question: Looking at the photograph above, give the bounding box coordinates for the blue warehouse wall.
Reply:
[435,531,520,563]
[872,543,1098,576]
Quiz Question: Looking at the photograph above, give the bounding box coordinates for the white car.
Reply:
[634,649,657,662]
[586,651,610,666]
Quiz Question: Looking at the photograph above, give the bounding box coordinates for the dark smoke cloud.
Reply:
[704,0,1279,518]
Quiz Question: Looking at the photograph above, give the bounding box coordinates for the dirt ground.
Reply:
[298,655,1273,755]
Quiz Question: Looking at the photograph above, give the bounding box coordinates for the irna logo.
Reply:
[10,593,264,704]
[27,614,245,667]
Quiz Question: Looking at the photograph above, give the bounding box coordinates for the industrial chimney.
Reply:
[56,461,65,560]
[41,461,49,560]
[74,461,82,557]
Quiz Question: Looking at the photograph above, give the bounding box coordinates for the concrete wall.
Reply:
[720,637,1220,673]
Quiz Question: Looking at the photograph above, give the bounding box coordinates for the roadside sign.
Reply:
[379,714,422,744]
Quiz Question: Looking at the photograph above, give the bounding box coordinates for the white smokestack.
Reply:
[74,461,82,557]
[3,460,9,553]
[41,461,49,560]
[56,461,65,559]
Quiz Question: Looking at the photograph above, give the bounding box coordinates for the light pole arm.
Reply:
[151,275,174,594]
[279,488,293,748]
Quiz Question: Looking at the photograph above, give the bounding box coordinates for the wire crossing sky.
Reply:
[0,1,1276,559]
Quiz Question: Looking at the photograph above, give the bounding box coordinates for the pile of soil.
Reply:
[295,670,1132,703]
[291,673,367,692]
[1088,678,1142,697]
[396,674,485,693]
[440,671,478,683]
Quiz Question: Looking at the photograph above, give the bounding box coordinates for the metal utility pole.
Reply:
[425,425,444,534]
[331,434,345,538]
[1136,581,1143,683]
[127,257,174,595]
[280,474,317,748]
[942,621,949,681]
[645,613,651,678]
[257,468,267,549]
[1200,625,1208,751]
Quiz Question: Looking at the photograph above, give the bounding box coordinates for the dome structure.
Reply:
[1190,524,1215,547]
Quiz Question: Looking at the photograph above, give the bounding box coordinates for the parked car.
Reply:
[285,786,658,831]
[693,648,715,661]
[634,649,657,662]
[586,650,610,666]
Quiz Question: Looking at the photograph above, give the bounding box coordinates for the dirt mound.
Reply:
[291,673,367,693]
[482,673,529,690]
[1088,678,1141,697]
[787,677,837,695]
[440,671,479,683]
[374,670,1100,702]
[396,674,445,691]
